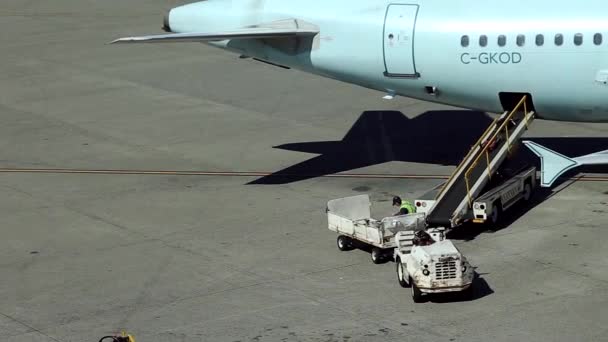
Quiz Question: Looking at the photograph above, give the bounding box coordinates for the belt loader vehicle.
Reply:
[415,165,536,227]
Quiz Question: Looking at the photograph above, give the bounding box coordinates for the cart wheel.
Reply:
[411,278,424,303]
[396,259,409,288]
[336,235,352,251]
[371,247,383,264]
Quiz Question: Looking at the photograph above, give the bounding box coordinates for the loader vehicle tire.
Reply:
[523,182,532,202]
[489,201,502,227]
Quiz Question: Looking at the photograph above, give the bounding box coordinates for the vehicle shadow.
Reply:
[447,161,608,241]
[446,186,556,241]
[384,258,493,302]
[426,272,494,303]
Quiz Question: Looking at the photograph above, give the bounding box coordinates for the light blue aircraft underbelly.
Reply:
[111,0,608,186]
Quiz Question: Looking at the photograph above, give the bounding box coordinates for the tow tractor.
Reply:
[394,228,474,302]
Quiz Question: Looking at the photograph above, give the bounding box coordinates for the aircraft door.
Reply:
[383,4,419,78]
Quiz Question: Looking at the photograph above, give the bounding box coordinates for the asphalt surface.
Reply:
[1,1,608,342]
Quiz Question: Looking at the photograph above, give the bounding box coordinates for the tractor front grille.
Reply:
[434,260,457,280]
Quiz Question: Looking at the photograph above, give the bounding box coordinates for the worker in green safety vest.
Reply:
[392,196,416,216]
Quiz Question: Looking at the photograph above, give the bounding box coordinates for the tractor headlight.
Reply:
[462,265,467,273]
[474,203,480,209]
[422,269,430,276]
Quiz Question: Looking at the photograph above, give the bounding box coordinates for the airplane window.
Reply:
[574,33,583,46]
[555,34,563,46]
[517,34,525,47]
[498,35,506,47]
[594,33,602,45]
[479,35,487,47]
[461,35,469,47]
[536,34,544,46]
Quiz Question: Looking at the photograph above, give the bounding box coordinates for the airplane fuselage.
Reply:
[166,0,608,122]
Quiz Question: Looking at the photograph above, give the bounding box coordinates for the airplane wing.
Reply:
[111,19,318,44]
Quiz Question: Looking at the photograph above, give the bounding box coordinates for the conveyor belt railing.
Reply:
[426,95,535,227]
[464,95,533,206]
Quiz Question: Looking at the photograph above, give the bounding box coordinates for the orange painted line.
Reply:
[0,168,447,179]
[0,168,605,181]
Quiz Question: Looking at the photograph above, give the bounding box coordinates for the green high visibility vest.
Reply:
[400,201,416,214]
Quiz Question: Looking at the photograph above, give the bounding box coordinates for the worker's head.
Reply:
[392,196,402,206]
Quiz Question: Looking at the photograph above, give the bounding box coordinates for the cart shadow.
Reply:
[350,240,393,264]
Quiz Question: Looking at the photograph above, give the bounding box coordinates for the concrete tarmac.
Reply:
[1,1,607,341]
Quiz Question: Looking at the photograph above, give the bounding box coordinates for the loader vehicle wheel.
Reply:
[396,259,409,288]
[371,247,383,264]
[411,278,424,303]
[523,182,532,202]
[489,201,502,226]
[337,235,352,251]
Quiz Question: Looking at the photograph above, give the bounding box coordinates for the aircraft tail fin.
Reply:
[522,140,580,187]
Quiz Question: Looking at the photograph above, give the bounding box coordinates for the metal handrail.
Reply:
[433,114,500,201]
[464,95,530,206]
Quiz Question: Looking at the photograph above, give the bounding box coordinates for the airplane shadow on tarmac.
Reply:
[250,110,608,185]
[251,109,608,237]
[249,110,493,185]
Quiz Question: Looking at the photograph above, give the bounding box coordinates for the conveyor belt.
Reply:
[426,119,515,226]
[426,96,535,227]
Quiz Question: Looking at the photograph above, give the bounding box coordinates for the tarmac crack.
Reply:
[33,55,341,139]
[265,279,446,340]
[0,98,226,174]
[468,236,608,286]
[298,262,365,276]
[0,312,64,342]
[116,252,174,330]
